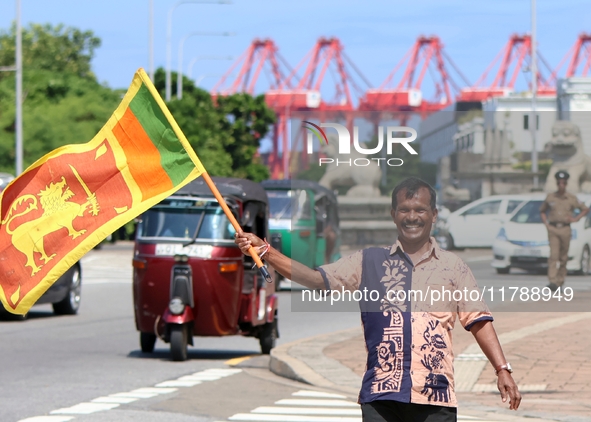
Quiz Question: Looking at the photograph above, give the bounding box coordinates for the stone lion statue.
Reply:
[544,121,591,193]
[318,135,382,197]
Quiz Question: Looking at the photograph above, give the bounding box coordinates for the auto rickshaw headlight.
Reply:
[169,297,185,315]
[174,254,189,263]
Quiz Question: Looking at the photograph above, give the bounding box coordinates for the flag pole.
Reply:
[200,172,272,282]
[136,68,272,283]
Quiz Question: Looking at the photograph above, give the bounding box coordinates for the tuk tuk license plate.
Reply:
[517,247,541,256]
[155,244,213,258]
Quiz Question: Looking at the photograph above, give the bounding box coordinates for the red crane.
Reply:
[265,37,370,178]
[545,32,591,86]
[565,32,591,76]
[358,35,468,115]
[211,38,292,96]
[210,39,295,179]
[458,33,555,102]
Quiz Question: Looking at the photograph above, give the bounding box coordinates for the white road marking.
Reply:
[91,396,139,404]
[155,380,202,387]
[130,387,177,394]
[201,368,242,375]
[252,406,361,416]
[228,414,361,422]
[275,399,359,407]
[292,391,347,399]
[179,374,222,381]
[225,388,502,422]
[50,402,120,414]
[25,368,243,421]
[109,391,160,399]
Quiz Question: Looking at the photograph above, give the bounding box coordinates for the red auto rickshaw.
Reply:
[132,177,278,361]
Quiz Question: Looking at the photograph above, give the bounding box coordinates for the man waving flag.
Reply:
[0,68,206,315]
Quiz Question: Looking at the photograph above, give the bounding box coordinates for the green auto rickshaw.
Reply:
[262,180,341,277]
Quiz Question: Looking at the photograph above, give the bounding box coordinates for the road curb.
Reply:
[269,327,362,395]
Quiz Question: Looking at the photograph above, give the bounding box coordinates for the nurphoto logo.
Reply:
[302,121,418,167]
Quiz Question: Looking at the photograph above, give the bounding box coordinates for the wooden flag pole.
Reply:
[200,172,272,282]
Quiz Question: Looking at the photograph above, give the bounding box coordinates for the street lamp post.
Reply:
[195,73,224,86]
[531,0,539,190]
[188,55,232,79]
[15,0,23,175]
[177,32,234,99]
[149,0,154,80]
[166,0,231,102]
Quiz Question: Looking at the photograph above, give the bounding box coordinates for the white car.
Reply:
[437,195,528,249]
[492,194,591,274]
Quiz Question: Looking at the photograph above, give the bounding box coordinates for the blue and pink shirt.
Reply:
[317,237,493,407]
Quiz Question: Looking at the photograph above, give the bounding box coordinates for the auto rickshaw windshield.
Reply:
[138,198,236,241]
[267,190,311,220]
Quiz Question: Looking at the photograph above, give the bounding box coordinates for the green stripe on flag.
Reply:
[128,84,195,186]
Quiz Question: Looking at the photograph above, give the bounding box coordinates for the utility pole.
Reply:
[531,0,539,190]
[16,0,23,175]
[165,0,231,102]
[177,32,233,99]
[149,0,154,80]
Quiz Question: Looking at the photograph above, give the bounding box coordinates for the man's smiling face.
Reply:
[391,187,437,247]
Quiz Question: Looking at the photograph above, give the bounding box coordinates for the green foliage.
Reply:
[0,23,275,181]
[0,23,100,81]
[0,23,118,173]
[513,159,553,177]
[456,109,483,125]
[152,68,275,181]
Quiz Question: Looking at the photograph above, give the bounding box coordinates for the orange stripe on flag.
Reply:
[112,108,174,200]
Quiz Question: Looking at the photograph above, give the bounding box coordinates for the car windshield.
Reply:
[510,200,544,224]
[138,198,235,240]
[267,189,311,220]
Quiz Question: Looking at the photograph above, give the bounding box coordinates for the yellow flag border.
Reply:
[0,69,205,315]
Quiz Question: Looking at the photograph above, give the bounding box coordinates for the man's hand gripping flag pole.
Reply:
[200,172,272,282]
[0,67,274,316]
[138,71,273,283]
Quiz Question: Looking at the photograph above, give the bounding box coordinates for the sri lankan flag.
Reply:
[0,68,205,315]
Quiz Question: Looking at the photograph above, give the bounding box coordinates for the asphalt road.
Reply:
[1,244,588,422]
[0,242,360,422]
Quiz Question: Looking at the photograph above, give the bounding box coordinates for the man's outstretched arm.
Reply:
[234,231,326,290]
[470,320,522,410]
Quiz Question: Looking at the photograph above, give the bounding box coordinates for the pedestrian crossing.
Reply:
[223,390,502,422]
[17,368,242,422]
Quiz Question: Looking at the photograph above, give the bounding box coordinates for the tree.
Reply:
[0,23,100,81]
[0,23,275,181]
[0,23,118,173]
[152,69,275,181]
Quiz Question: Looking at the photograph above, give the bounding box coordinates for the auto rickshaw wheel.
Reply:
[259,316,278,355]
[170,324,188,361]
[140,332,157,353]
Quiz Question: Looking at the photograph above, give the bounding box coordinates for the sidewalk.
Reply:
[270,310,591,421]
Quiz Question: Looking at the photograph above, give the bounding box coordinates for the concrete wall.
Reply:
[557,77,591,156]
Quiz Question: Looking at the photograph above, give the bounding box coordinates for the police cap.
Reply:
[555,170,570,180]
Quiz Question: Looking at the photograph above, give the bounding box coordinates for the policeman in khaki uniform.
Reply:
[540,171,589,291]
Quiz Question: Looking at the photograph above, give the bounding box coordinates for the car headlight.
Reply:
[496,227,508,241]
[169,297,185,315]
[571,229,577,240]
